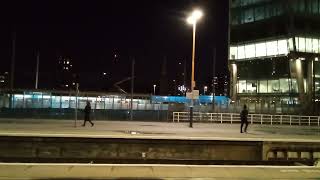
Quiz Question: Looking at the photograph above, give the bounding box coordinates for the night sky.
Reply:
[0,0,229,94]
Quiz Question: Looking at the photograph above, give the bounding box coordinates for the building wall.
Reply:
[229,0,320,114]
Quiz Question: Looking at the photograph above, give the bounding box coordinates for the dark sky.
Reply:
[0,0,229,93]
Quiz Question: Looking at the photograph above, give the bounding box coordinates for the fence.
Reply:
[172,112,320,126]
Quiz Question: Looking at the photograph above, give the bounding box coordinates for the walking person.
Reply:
[82,101,94,127]
[240,104,248,133]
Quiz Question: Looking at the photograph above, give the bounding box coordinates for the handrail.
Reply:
[172,112,320,126]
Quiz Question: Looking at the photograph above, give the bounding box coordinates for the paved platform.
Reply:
[0,119,320,179]
[0,118,319,142]
[0,163,320,179]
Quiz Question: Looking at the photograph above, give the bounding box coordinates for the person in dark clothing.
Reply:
[240,104,248,133]
[82,101,94,127]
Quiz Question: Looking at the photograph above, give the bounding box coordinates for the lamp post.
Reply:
[204,86,208,95]
[187,9,203,128]
[153,84,156,95]
[187,9,203,91]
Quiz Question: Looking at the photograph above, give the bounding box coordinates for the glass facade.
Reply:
[230,0,320,113]
[232,0,270,8]
[295,37,320,53]
[230,38,290,60]
[230,37,320,60]
[234,59,320,97]
[231,0,283,25]
[232,0,320,25]
[237,78,299,94]
[292,0,320,15]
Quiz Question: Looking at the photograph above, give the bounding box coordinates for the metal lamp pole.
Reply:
[153,84,156,95]
[187,9,203,128]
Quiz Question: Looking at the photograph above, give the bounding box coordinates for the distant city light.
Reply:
[178,85,187,92]
[103,72,107,75]
[65,84,69,87]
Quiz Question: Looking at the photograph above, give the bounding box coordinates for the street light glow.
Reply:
[187,9,203,25]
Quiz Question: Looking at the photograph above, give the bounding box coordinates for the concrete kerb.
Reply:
[1,163,320,179]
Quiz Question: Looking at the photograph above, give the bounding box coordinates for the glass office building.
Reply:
[229,0,320,114]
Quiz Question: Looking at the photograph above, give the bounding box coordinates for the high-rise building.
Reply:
[0,72,9,89]
[229,0,320,113]
[56,56,77,89]
[211,75,229,96]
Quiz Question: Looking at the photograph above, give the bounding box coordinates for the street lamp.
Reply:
[186,9,203,128]
[153,84,156,95]
[204,86,208,95]
[187,9,203,91]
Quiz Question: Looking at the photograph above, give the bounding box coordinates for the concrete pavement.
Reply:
[1,163,320,179]
[0,118,319,142]
[0,119,320,179]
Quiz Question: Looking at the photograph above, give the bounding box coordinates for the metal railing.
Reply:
[172,112,320,126]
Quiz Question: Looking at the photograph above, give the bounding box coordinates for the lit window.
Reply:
[65,84,69,87]
[279,79,289,93]
[245,44,255,58]
[306,38,312,53]
[0,80,4,83]
[230,46,237,60]
[312,39,319,53]
[72,82,75,85]
[66,67,69,70]
[277,39,288,55]
[259,80,268,93]
[288,38,294,51]
[266,41,278,56]
[238,80,246,93]
[268,80,280,93]
[67,61,70,64]
[255,42,266,57]
[237,45,245,59]
[298,37,306,52]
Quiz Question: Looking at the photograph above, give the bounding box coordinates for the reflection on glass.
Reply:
[259,80,268,93]
[268,80,280,93]
[247,80,257,93]
[279,79,289,93]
